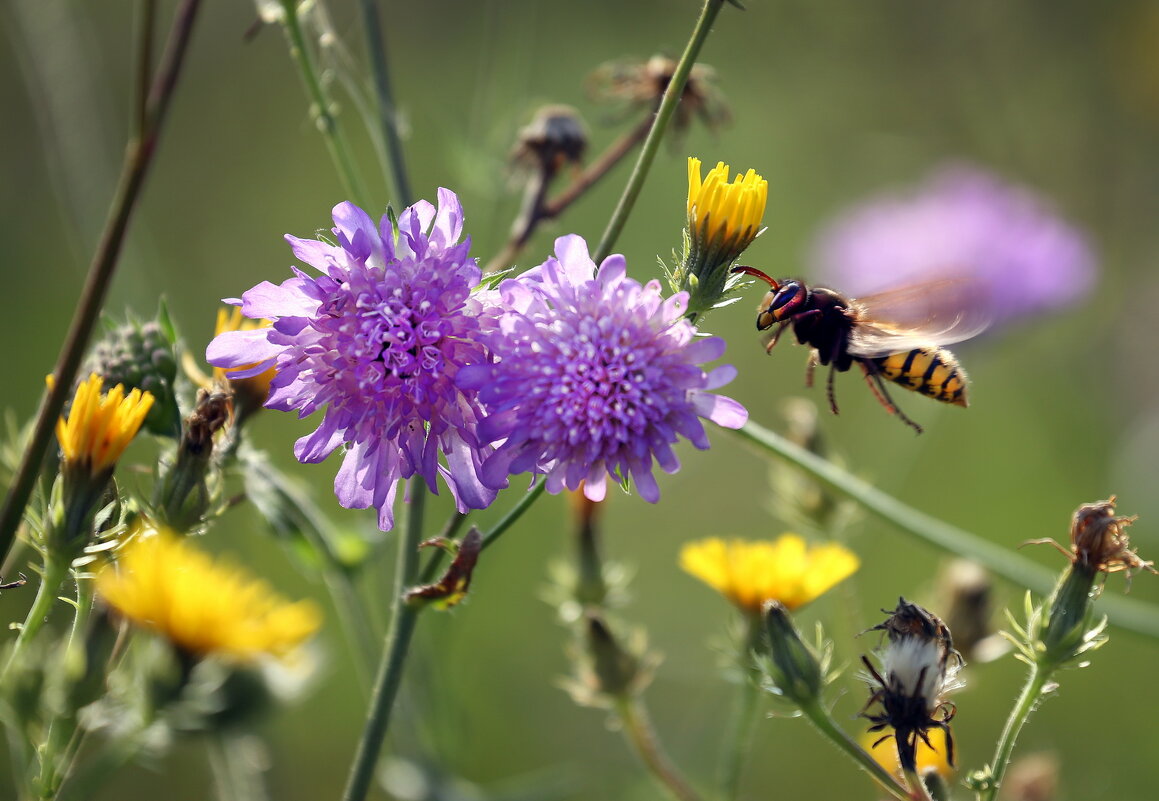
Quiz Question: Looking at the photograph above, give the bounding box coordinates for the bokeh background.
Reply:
[3,1,1159,799]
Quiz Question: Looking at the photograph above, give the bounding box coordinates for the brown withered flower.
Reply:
[587,55,730,134]
[1027,496,1154,582]
[511,105,588,175]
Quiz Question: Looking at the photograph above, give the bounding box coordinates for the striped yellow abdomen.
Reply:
[871,348,969,407]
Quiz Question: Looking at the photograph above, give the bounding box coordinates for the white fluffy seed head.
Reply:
[884,636,947,710]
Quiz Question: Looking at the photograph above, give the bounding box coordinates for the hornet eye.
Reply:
[769,284,801,312]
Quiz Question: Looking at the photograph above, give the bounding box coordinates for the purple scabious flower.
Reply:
[457,235,748,504]
[811,165,1096,326]
[206,190,499,531]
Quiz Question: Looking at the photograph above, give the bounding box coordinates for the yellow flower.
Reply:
[212,307,276,405]
[686,156,767,260]
[860,726,955,781]
[54,373,154,477]
[96,528,321,662]
[679,534,858,615]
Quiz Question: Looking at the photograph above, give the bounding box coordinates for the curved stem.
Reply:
[799,699,911,801]
[614,695,704,801]
[357,0,413,206]
[482,480,546,552]
[594,0,726,263]
[278,1,371,209]
[979,665,1048,801]
[732,420,1159,640]
[0,0,204,566]
[341,483,426,801]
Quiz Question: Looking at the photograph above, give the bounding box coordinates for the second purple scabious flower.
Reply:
[811,164,1097,326]
[207,190,500,531]
[458,235,748,504]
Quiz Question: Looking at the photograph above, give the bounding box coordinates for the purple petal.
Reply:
[206,328,280,367]
[239,278,320,319]
[693,392,748,429]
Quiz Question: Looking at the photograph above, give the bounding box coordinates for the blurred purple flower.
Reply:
[457,235,748,504]
[207,191,500,531]
[811,165,1096,325]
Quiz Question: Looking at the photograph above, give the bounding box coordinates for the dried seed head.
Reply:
[1070,496,1152,577]
[512,105,587,174]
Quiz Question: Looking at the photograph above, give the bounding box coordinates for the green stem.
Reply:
[799,699,911,801]
[340,483,426,801]
[716,618,762,801]
[417,481,546,592]
[481,480,546,552]
[594,0,726,263]
[979,665,1049,801]
[5,555,70,677]
[614,695,704,801]
[0,0,203,566]
[36,574,95,799]
[133,0,157,138]
[278,1,371,209]
[357,0,413,206]
[733,420,1159,640]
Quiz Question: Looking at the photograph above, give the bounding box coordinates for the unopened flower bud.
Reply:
[153,389,231,531]
[760,600,823,706]
[562,612,655,708]
[86,315,180,438]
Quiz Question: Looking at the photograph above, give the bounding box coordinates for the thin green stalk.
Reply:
[716,673,760,801]
[37,572,95,798]
[716,618,763,801]
[799,699,911,801]
[0,0,204,565]
[481,480,547,552]
[209,732,269,801]
[133,0,157,138]
[733,420,1159,640]
[5,555,70,677]
[341,483,426,801]
[979,665,1049,801]
[614,695,704,801]
[357,0,412,206]
[594,0,726,263]
[278,1,371,208]
[417,482,546,592]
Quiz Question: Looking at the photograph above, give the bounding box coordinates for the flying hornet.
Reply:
[733,267,991,434]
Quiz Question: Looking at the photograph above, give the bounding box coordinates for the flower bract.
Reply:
[680,534,858,615]
[96,528,321,662]
[55,373,154,478]
[206,191,501,530]
[458,235,747,503]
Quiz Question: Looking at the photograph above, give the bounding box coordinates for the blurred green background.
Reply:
[2,0,1159,799]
